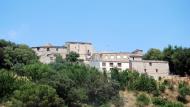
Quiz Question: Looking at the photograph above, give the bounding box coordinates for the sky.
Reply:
[0,0,190,52]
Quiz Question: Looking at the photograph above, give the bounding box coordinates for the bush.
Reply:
[136,93,150,107]
[47,63,120,106]
[111,69,158,94]
[152,97,167,106]
[134,74,158,93]
[7,83,64,107]
[179,86,190,97]
[164,101,184,107]
[0,69,28,99]
[152,97,184,107]
[22,63,55,82]
[177,81,190,103]
[159,83,166,92]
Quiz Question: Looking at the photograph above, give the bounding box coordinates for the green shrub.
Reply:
[7,83,64,107]
[164,101,184,107]
[152,97,184,107]
[47,63,120,106]
[159,83,166,92]
[0,69,28,99]
[177,81,190,103]
[178,81,187,89]
[179,86,190,97]
[152,97,167,106]
[111,69,158,94]
[136,93,150,107]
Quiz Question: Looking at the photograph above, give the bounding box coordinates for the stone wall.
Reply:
[32,47,67,64]
[32,42,94,64]
[65,42,94,61]
[130,60,169,80]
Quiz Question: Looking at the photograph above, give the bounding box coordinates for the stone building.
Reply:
[90,49,169,79]
[90,51,143,71]
[32,42,94,64]
[32,42,169,79]
[65,42,94,64]
[130,60,169,80]
[32,43,67,64]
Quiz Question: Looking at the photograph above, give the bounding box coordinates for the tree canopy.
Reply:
[144,45,190,76]
[143,48,163,60]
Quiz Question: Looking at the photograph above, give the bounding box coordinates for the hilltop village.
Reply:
[1,39,190,107]
[32,41,169,79]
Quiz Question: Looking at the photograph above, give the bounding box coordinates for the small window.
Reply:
[111,56,114,59]
[87,50,91,55]
[118,63,122,67]
[144,69,147,73]
[110,68,114,71]
[56,48,59,51]
[47,48,50,51]
[102,62,106,66]
[110,63,113,67]
[37,47,40,51]
[156,69,158,72]
[117,56,121,59]
[149,62,152,66]
[50,57,53,60]
[133,57,134,60]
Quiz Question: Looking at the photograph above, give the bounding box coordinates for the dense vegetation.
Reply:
[143,46,190,76]
[1,39,190,107]
[0,39,120,107]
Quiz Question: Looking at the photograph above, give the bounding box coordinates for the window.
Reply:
[110,63,113,67]
[37,47,40,51]
[47,48,50,51]
[123,56,127,58]
[117,56,121,59]
[102,62,106,66]
[111,56,114,59]
[56,48,59,51]
[149,62,152,66]
[144,69,147,73]
[117,63,122,67]
[110,68,114,71]
[50,57,53,60]
[105,56,108,59]
[156,69,158,72]
[133,57,134,60]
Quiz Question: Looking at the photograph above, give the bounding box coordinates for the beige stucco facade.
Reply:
[90,50,169,79]
[90,50,143,72]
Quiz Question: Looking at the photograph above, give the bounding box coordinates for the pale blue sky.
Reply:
[0,0,190,52]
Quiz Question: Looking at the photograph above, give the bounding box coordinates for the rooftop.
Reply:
[131,60,168,63]
[31,43,66,48]
[65,41,92,45]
